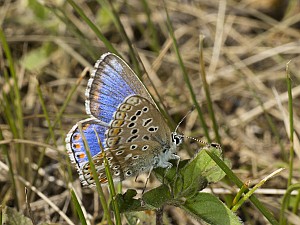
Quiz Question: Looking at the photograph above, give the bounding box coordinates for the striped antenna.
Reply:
[174,106,195,133]
[175,106,220,148]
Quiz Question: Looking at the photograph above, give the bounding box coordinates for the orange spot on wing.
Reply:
[73,134,80,140]
[78,153,85,158]
[112,120,124,127]
[93,93,100,100]
[82,124,90,130]
[95,152,105,159]
[100,177,108,183]
[74,143,81,149]
[109,128,122,136]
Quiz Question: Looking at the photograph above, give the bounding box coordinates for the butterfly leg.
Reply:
[171,153,180,172]
[135,174,139,182]
[169,154,181,196]
[162,162,173,185]
[160,153,180,184]
[142,167,153,194]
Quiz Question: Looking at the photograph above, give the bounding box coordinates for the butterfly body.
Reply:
[66,53,183,187]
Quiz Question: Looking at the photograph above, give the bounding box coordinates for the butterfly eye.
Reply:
[172,133,183,146]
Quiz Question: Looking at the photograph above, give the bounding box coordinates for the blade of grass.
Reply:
[29,69,87,198]
[227,53,287,161]
[66,0,117,55]
[163,1,211,142]
[1,69,18,139]
[0,28,24,138]
[0,139,61,151]
[132,48,175,130]
[28,80,60,200]
[199,35,220,143]
[42,3,98,60]
[286,62,300,219]
[103,154,122,225]
[205,150,279,225]
[25,188,36,225]
[0,27,25,209]
[70,189,88,225]
[94,128,122,225]
[33,71,83,195]
[280,184,300,225]
[232,168,284,212]
[141,0,160,52]
[97,0,142,75]
[231,180,250,207]
[78,122,113,225]
[36,81,57,147]
[53,67,88,128]
[249,83,287,162]
[286,62,294,187]
[0,160,75,225]
[0,129,19,208]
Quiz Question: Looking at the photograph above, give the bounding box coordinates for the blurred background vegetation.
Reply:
[1,0,300,224]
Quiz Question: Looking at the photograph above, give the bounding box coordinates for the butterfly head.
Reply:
[171,132,184,146]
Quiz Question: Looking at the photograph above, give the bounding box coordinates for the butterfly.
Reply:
[66,52,183,187]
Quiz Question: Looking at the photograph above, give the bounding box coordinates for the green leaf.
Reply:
[116,186,175,212]
[172,145,227,198]
[96,6,114,28]
[115,189,144,212]
[2,206,33,225]
[181,193,243,225]
[152,145,228,199]
[124,212,156,225]
[181,145,227,184]
[28,0,47,19]
[153,159,189,185]
[21,43,54,71]
[142,184,173,209]
[119,145,231,215]
[174,173,208,199]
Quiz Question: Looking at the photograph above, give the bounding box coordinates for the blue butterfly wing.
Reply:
[65,118,108,170]
[85,52,154,123]
[67,53,157,186]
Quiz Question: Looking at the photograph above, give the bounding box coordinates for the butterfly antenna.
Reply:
[185,136,221,149]
[174,106,221,148]
[185,136,207,145]
[174,106,195,133]
[174,106,203,144]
